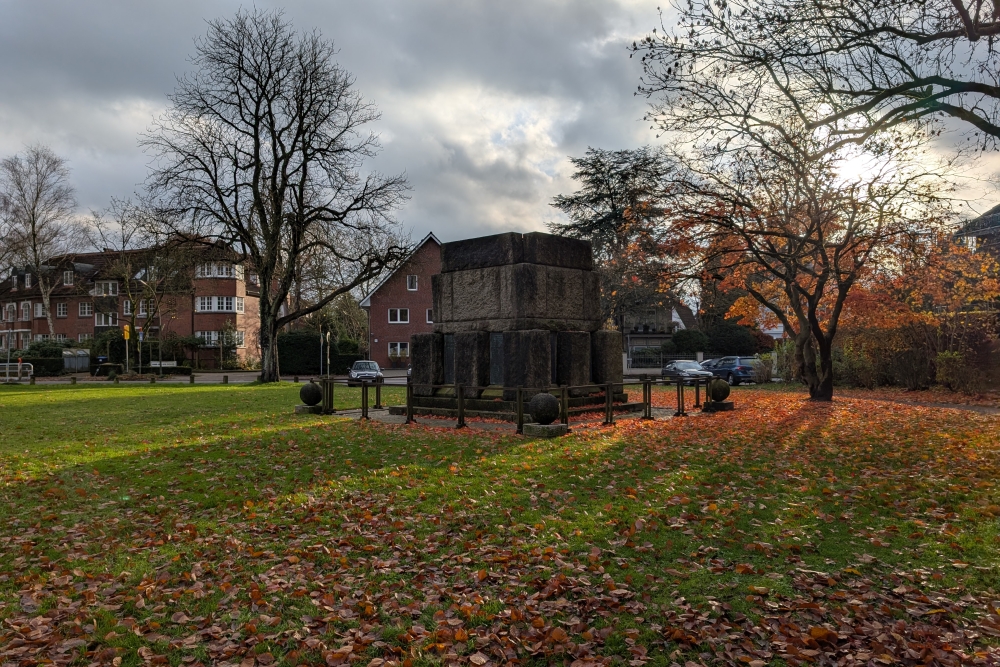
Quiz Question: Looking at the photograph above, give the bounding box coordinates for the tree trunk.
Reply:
[259,294,281,383]
[40,277,55,337]
[811,337,835,401]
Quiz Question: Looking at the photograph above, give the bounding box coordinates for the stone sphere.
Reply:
[708,378,731,402]
[528,392,560,425]
[299,381,323,406]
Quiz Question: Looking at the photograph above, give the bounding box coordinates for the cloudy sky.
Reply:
[0,0,670,244]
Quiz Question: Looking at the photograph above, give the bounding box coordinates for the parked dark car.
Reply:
[347,360,384,386]
[661,360,714,384]
[708,356,757,385]
[700,357,721,370]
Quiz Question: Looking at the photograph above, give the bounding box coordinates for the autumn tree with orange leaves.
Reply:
[658,116,950,400]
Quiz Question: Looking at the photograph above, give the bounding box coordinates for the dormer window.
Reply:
[10,270,16,291]
[24,273,30,289]
[63,270,74,286]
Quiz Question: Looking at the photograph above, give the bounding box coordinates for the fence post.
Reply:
[560,386,569,426]
[322,378,335,414]
[70,376,77,385]
[693,378,702,408]
[516,386,524,435]
[643,379,653,419]
[456,384,466,429]
[189,374,195,384]
[222,375,228,385]
[150,376,155,384]
[361,382,369,420]
[605,382,614,425]
[405,377,413,424]
[674,380,687,417]
[374,377,383,409]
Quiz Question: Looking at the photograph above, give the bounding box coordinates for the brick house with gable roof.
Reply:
[359,233,441,369]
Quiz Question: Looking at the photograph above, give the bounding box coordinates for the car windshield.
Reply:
[674,361,703,370]
[353,362,378,371]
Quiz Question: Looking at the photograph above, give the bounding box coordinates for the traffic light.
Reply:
[123,324,130,340]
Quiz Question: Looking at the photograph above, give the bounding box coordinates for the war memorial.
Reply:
[401,231,639,421]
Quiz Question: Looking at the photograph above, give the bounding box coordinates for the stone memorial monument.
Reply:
[398,231,636,421]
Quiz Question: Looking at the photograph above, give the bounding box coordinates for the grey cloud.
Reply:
[0,0,663,242]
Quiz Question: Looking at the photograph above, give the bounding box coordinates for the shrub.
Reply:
[751,329,776,353]
[671,329,709,354]
[706,322,757,355]
[773,339,795,382]
[752,356,774,384]
[20,357,65,376]
[936,350,988,395]
[277,331,362,375]
[659,339,678,354]
[889,349,932,390]
[834,346,877,389]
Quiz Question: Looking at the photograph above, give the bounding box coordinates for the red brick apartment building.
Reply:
[0,244,262,368]
[359,233,440,368]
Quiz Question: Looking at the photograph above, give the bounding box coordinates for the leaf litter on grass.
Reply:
[1,387,999,666]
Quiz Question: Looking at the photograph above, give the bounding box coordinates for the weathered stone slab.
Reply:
[521,232,593,271]
[556,331,591,392]
[441,232,594,273]
[454,331,491,396]
[294,404,324,415]
[410,332,444,396]
[591,330,623,389]
[702,400,735,413]
[502,329,551,400]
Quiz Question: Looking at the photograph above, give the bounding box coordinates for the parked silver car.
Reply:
[347,360,383,386]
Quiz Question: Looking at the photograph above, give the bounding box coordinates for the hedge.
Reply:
[19,357,65,377]
[277,331,362,375]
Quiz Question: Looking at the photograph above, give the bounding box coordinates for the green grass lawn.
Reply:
[1,383,999,666]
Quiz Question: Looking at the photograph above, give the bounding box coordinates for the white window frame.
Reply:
[79,302,93,317]
[426,308,433,324]
[235,330,245,348]
[33,303,43,319]
[219,296,234,312]
[34,333,48,342]
[54,333,66,341]
[95,312,118,327]
[24,273,31,289]
[5,304,14,322]
[388,342,409,357]
[94,281,118,296]
[10,270,16,290]
[236,297,244,313]
[196,330,220,346]
[78,333,93,342]
[56,302,68,318]
[123,300,132,316]
[63,270,73,286]
[20,302,30,321]
[406,275,418,291]
[388,308,409,324]
[196,296,213,312]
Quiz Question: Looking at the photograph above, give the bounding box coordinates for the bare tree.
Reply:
[0,145,79,336]
[87,199,195,369]
[143,9,410,382]
[633,0,1000,153]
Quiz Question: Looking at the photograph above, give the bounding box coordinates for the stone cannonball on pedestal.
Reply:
[707,378,731,403]
[300,381,323,406]
[528,392,560,425]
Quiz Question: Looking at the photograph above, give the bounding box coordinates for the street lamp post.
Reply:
[325,331,331,378]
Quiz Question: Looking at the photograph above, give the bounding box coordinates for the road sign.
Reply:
[123,324,130,340]
[138,327,144,342]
